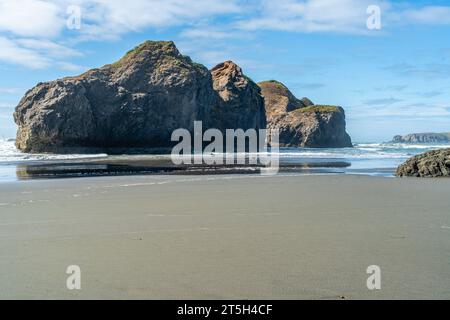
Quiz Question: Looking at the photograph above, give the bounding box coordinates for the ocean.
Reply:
[0,138,449,181]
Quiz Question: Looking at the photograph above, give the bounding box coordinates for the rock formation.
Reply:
[14,41,265,153]
[210,61,266,131]
[14,41,353,153]
[392,132,450,143]
[396,148,450,177]
[258,80,352,148]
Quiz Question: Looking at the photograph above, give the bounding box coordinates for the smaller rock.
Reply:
[258,80,352,148]
[396,148,450,177]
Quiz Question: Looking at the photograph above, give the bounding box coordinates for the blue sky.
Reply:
[1,0,450,142]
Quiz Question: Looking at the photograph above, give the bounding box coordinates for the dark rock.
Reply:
[258,80,352,148]
[300,97,314,107]
[14,41,265,153]
[396,148,450,177]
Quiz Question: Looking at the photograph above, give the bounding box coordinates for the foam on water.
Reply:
[0,138,449,180]
[0,139,107,162]
[1,139,449,163]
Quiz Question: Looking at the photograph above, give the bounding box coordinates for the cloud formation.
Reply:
[0,0,63,37]
[0,0,241,68]
[237,0,384,34]
[1,0,450,70]
[363,97,403,106]
[0,37,50,69]
[385,63,450,79]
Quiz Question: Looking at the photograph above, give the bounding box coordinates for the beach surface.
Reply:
[0,174,449,299]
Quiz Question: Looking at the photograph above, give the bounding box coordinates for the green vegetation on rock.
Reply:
[109,41,177,69]
[258,80,287,88]
[295,105,342,113]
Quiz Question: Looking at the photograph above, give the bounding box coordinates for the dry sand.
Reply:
[0,174,449,299]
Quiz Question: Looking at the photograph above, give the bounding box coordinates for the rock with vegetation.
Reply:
[392,132,450,143]
[396,148,450,177]
[14,41,265,153]
[258,80,352,148]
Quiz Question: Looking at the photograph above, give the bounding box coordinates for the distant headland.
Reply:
[393,132,450,143]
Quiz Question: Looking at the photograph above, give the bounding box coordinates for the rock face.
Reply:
[210,61,266,131]
[14,41,265,153]
[393,133,450,143]
[258,80,352,148]
[396,149,450,177]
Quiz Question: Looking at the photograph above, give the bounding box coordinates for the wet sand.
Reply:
[0,174,449,299]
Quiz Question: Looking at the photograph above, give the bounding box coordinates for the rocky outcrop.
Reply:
[393,132,450,143]
[258,80,352,148]
[14,40,353,153]
[396,149,450,177]
[210,61,266,131]
[258,80,307,119]
[14,41,265,153]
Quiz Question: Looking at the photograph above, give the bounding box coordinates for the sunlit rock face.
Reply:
[259,80,352,148]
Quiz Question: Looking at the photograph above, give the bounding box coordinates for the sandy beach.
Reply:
[0,174,449,299]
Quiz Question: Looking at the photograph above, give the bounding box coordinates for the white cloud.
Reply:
[1,0,450,41]
[237,0,386,34]
[16,39,83,59]
[385,62,450,79]
[69,0,241,40]
[0,102,15,108]
[397,6,450,25]
[56,61,87,72]
[0,0,241,40]
[0,37,50,69]
[180,28,244,40]
[0,0,64,37]
[0,88,22,94]
[237,1,450,34]
[350,103,450,119]
[1,0,450,71]
[0,0,242,68]
[0,36,85,70]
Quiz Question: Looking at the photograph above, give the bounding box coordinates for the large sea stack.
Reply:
[14,41,353,153]
[14,41,265,153]
[258,80,352,148]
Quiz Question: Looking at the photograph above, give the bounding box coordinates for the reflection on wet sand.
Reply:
[15,157,351,180]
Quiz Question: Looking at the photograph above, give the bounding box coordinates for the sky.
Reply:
[1,0,450,142]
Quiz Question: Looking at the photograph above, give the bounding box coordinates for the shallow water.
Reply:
[0,139,449,181]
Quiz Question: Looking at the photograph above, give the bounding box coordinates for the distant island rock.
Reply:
[396,148,450,177]
[392,132,450,143]
[14,40,352,153]
[258,80,352,148]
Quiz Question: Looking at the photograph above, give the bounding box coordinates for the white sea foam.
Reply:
[0,138,448,164]
[0,139,107,162]
[355,142,450,149]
